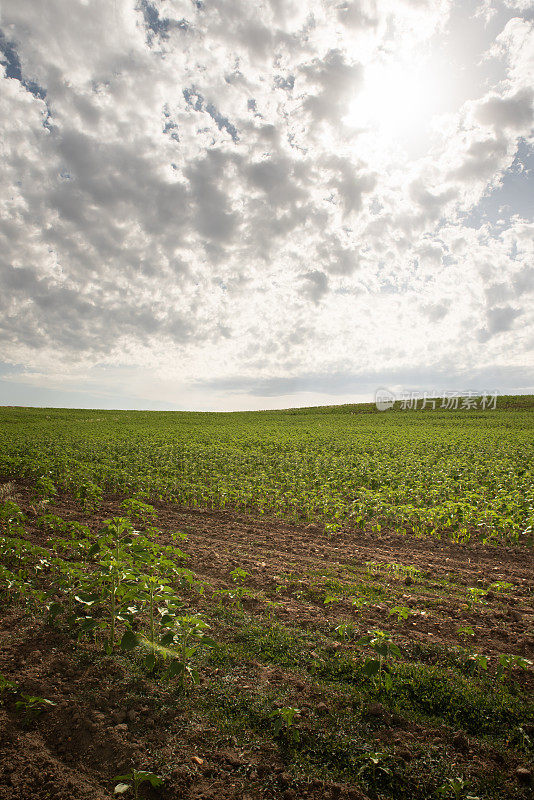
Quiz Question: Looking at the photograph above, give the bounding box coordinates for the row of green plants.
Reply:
[0,487,532,799]
[2,496,530,696]
[1,498,218,693]
[1,405,532,544]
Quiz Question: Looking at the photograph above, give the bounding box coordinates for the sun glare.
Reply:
[346,59,441,145]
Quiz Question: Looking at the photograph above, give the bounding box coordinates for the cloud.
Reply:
[199,363,534,398]
[0,0,532,409]
[479,304,521,340]
[476,87,534,130]
[336,1,379,30]
[300,270,330,303]
[449,136,510,181]
[300,49,364,124]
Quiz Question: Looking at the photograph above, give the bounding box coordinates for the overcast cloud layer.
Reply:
[0,0,533,410]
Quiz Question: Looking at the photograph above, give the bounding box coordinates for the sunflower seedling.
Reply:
[334,621,356,640]
[74,481,103,512]
[120,498,158,525]
[496,653,532,683]
[162,615,217,692]
[388,605,412,622]
[465,587,487,610]
[456,625,475,639]
[33,475,57,503]
[269,706,300,745]
[357,629,401,695]
[230,567,249,583]
[15,694,56,724]
[464,652,489,678]
[114,770,163,798]
[357,751,392,785]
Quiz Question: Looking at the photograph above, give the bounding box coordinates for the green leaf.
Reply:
[148,776,163,788]
[374,642,389,657]
[144,651,156,671]
[167,659,185,678]
[120,629,140,651]
[199,636,218,649]
[189,668,200,684]
[364,659,380,677]
[47,602,62,619]
[78,617,98,632]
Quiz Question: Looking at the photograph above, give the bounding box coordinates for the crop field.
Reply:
[0,400,532,800]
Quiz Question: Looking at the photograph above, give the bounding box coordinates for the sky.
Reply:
[0,0,533,411]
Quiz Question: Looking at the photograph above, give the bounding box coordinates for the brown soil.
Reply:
[0,484,533,799]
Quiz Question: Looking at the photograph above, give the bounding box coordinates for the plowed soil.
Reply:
[0,484,533,800]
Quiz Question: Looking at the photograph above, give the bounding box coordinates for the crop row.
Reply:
[0,407,532,543]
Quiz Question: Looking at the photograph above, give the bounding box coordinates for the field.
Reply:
[0,400,532,800]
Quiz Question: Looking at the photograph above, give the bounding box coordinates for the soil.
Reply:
[0,483,533,799]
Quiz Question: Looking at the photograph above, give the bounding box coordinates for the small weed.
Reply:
[437,777,480,799]
[0,673,18,696]
[0,482,16,502]
[456,626,475,639]
[357,750,393,785]
[465,588,487,610]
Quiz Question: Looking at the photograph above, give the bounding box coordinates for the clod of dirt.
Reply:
[453,732,469,753]
[404,576,413,586]
[515,767,532,786]
[316,702,330,716]
[366,702,386,719]
[216,750,242,768]
[325,642,341,653]
[347,790,369,800]
[278,772,291,787]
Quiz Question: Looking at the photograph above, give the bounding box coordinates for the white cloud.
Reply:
[0,0,532,408]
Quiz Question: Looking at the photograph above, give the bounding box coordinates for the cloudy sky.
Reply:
[0,0,533,410]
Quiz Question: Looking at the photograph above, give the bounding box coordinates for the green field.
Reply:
[0,399,533,800]
[1,397,533,544]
